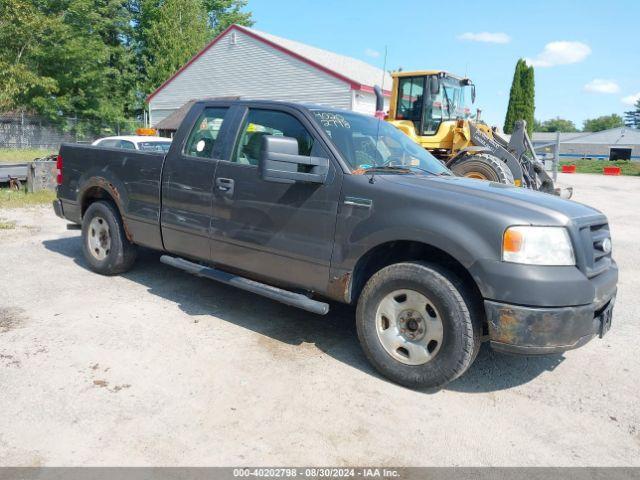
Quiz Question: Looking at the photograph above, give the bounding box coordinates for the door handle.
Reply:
[216,177,235,195]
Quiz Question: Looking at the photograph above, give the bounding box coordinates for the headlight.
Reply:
[503,226,575,266]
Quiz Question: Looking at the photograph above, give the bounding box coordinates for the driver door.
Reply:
[210,105,342,292]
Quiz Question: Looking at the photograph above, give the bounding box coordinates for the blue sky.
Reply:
[249,0,640,129]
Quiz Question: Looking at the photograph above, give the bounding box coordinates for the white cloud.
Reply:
[364,48,380,58]
[457,32,511,44]
[525,41,591,67]
[622,92,640,105]
[584,79,620,94]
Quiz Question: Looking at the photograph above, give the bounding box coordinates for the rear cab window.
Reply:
[184,108,228,158]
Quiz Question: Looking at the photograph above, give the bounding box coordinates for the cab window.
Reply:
[232,109,320,166]
[98,139,118,148]
[184,107,228,158]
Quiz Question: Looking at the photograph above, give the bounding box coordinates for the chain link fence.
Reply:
[0,111,144,150]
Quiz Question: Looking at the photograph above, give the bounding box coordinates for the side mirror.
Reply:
[259,135,329,184]
[429,76,440,95]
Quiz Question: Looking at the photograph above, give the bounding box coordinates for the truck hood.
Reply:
[379,174,604,225]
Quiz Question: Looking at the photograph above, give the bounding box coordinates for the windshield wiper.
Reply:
[367,165,454,176]
[402,165,453,176]
[363,166,413,174]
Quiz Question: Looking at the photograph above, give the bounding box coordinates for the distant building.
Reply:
[532,128,640,161]
[146,24,392,129]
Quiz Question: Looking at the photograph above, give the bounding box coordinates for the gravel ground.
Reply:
[0,173,638,466]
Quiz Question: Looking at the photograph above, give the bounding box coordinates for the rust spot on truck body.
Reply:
[328,272,352,303]
[486,300,594,349]
[86,178,133,242]
[489,308,520,344]
[107,182,120,201]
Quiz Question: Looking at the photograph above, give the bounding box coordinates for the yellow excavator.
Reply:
[374,70,567,196]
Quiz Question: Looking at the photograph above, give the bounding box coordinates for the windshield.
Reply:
[436,77,473,121]
[424,77,473,135]
[138,141,171,153]
[312,110,450,175]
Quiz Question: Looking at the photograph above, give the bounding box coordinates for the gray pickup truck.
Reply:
[53,99,617,388]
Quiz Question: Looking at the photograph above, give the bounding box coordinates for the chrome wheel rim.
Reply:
[87,216,111,261]
[375,289,444,365]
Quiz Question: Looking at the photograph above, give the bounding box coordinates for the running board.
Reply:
[160,255,330,315]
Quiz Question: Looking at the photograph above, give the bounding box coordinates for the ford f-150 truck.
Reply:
[53,99,617,388]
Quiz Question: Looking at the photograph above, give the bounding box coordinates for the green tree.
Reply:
[1,0,139,134]
[536,117,579,133]
[137,0,253,93]
[0,0,253,126]
[202,0,253,35]
[142,0,210,92]
[624,100,640,129]
[583,114,624,132]
[520,61,535,135]
[0,0,58,111]
[503,59,535,135]
[33,0,139,130]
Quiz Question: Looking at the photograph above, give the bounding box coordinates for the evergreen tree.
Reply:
[624,100,640,129]
[520,62,535,135]
[503,59,535,135]
[503,60,523,134]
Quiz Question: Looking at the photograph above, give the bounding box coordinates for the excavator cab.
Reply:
[394,72,475,135]
[388,71,477,150]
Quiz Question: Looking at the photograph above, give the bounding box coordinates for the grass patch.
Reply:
[0,219,16,229]
[560,159,640,176]
[0,148,55,163]
[0,188,56,209]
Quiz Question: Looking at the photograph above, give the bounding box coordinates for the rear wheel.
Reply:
[450,153,515,185]
[82,200,137,275]
[356,262,482,389]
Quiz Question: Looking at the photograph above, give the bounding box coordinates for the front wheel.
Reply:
[356,262,481,389]
[82,200,137,275]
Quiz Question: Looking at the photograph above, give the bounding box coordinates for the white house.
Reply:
[146,24,392,127]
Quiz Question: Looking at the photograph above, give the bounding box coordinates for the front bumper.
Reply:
[486,292,616,355]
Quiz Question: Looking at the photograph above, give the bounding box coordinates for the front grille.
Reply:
[578,221,612,278]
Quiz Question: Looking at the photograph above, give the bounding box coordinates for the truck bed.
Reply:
[56,143,165,250]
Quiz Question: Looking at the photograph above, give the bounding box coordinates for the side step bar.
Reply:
[160,255,330,315]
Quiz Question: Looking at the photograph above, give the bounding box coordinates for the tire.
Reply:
[450,153,515,185]
[82,200,137,275]
[356,262,482,389]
